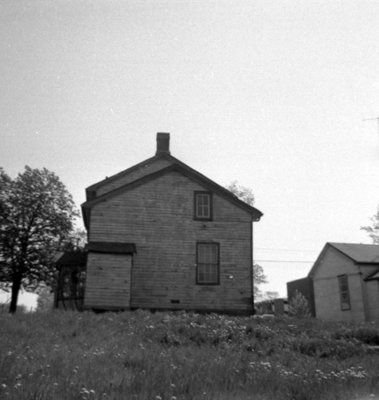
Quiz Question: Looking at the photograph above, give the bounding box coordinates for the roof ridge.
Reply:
[328,242,379,263]
[328,241,379,246]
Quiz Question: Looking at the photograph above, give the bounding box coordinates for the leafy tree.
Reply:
[288,290,311,319]
[361,205,379,245]
[0,302,28,314]
[226,180,255,206]
[36,286,54,312]
[226,181,265,300]
[62,227,87,251]
[253,263,267,300]
[261,290,280,301]
[0,166,79,313]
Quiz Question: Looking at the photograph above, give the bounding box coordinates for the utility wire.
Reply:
[255,247,317,253]
[255,259,314,264]
[254,247,317,263]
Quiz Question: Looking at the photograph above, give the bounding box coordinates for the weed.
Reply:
[1,311,379,400]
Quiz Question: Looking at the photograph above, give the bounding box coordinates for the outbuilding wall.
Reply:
[365,278,379,321]
[313,246,365,322]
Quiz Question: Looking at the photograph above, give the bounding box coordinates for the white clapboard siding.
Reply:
[84,253,132,309]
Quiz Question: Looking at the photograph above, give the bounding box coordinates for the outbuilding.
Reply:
[309,242,379,322]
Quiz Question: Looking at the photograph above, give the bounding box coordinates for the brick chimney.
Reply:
[156,132,170,155]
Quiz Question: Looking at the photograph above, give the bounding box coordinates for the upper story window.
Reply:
[194,191,212,220]
[338,274,351,311]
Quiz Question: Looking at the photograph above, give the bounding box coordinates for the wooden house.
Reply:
[80,133,263,314]
[309,242,379,322]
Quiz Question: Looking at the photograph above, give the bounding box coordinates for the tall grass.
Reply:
[1,310,379,400]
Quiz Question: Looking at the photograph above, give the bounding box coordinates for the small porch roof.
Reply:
[86,242,137,254]
[364,269,379,281]
[55,251,87,266]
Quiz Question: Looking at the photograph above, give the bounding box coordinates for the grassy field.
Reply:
[1,310,379,400]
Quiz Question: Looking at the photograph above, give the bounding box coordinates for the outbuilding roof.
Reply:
[308,242,379,278]
[328,242,379,264]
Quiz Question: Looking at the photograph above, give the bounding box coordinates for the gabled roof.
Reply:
[308,242,379,278]
[86,153,164,192]
[82,162,263,229]
[86,151,197,196]
[328,243,379,264]
[86,136,175,193]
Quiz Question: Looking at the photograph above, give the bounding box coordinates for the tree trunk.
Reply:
[9,273,22,314]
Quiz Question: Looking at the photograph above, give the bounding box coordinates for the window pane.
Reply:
[197,198,203,216]
[200,195,207,217]
[197,243,219,284]
[204,247,210,263]
[211,245,218,262]
[198,244,206,263]
[338,275,350,310]
[195,193,211,218]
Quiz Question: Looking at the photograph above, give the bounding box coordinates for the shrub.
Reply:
[333,326,379,345]
[354,327,379,345]
[1,311,378,400]
[288,290,311,319]
[36,286,54,312]
[249,324,275,340]
[0,302,29,313]
[0,302,8,313]
[294,337,363,359]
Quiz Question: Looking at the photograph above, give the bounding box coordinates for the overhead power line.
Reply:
[255,259,314,264]
[363,117,379,135]
[255,247,317,253]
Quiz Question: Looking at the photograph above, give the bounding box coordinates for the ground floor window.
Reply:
[338,274,351,311]
[196,242,220,285]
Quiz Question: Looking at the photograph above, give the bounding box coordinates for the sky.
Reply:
[1,0,379,308]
